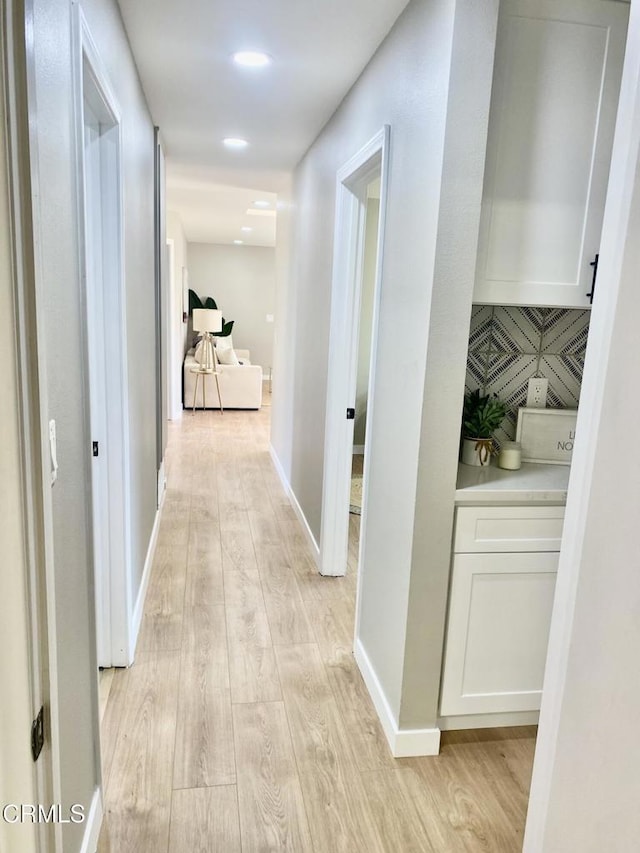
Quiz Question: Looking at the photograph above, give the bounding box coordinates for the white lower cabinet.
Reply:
[440,550,558,717]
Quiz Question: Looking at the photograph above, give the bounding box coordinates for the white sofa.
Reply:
[183,347,263,410]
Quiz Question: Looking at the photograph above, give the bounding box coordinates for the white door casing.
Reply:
[319,126,389,584]
[76,10,132,668]
[474,0,628,307]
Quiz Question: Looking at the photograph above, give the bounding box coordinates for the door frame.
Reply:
[1,1,57,848]
[73,7,133,667]
[319,126,390,577]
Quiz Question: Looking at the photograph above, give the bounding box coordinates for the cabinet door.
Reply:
[440,551,558,717]
[474,0,628,308]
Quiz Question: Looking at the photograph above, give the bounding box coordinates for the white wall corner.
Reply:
[130,500,164,660]
[354,638,441,757]
[79,787,102,853]
[269,445,319,563]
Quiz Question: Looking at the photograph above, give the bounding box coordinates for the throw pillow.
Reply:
[217,346,240,366]
[214,334,234,354]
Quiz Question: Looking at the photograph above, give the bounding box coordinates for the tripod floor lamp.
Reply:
[191,308,224,413]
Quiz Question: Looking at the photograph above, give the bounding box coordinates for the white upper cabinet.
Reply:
[474,0,628,308]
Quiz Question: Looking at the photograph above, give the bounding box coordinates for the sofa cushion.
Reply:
[217,346,240,365]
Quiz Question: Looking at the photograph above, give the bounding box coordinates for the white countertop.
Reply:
[455,461,570,505]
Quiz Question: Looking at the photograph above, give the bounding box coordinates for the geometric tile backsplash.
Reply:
[466,305,590,446]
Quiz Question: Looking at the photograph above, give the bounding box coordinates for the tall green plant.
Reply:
[188,289,234,337]
[462,389,507,439]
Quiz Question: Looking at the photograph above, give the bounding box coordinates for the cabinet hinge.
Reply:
[92,441,99,457]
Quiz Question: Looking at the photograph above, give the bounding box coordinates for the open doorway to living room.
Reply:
[166,182,277,422]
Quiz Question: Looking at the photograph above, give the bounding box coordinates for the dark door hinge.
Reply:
[31,706,45,762]
[346,408,355,420]
[587,253,599,304]
[92,441,99,457]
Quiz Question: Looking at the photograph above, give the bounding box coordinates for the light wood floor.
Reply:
[98,385,536,852]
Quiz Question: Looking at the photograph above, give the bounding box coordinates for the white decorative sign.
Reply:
[516,408,578,465]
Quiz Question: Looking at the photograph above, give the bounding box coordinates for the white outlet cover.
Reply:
[527,377,548,408]
[266,314,274,323]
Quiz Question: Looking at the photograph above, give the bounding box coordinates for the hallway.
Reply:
[97,395,536,852]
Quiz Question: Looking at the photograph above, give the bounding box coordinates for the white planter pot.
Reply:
[461,437,493,467]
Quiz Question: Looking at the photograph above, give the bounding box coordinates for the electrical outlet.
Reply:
[527,377,548,408]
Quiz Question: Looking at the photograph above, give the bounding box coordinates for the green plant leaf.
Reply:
[204,296,218,309]
[188,289,203,314]
[461,390,507,438]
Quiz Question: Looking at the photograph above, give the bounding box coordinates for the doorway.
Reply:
[319,127,389,593]
[348,179,381,575]
[80,29,132,668]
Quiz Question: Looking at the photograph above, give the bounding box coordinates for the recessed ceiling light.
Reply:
[233,239,244,245]
[241,227,253,233]
[232,51,271,68]
[253,199,271,208]
[223,137,249,149]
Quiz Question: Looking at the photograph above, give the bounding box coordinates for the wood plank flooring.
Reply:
[98,386,536,852]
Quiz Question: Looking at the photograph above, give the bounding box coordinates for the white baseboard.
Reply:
[130,497,164,660]
[354,638,441,757]
[439,710,539,731]
[79,787,102,853]
[269,445,319,564]
[352,445,365,455]
[157,460,167,508]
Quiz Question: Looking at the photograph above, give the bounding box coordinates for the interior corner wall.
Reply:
[400,0,500,729]
[271,0,458,722]
[187,242,276,371]
[28,0,157,843]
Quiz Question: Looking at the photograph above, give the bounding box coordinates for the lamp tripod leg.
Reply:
[193,372,199,412]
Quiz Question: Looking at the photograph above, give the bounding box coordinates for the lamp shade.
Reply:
[192,308,222,334]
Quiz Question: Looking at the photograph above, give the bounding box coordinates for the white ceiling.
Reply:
[118,0,410,245]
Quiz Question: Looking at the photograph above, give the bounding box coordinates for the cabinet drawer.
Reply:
[454,505,565,553]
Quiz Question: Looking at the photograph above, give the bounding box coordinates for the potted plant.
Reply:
[461,389,508,467]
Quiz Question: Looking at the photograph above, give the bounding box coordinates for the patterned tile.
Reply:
[542,309,590,355]
[540,355,583,408]
[494,411,518,447]
[466,350,488,389]
[491,307,544,354]
[464,306,586,445]
[465,368,481,395]
[468,305,494,355]
[485,354,538,408]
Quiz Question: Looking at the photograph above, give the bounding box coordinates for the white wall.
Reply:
[271,0,499,733]
[188,243,276,371]
[354,198,379,447]
[0,47,38,853]
[27,0,160,844]
[525,3,640,847]
[167,209,188,417]
[271,180,295,473]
